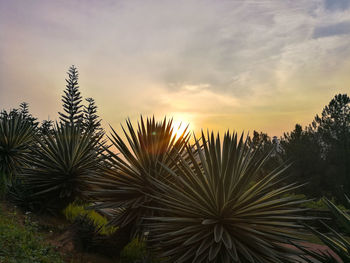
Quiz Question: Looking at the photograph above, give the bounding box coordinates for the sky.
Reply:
[1,0,350,137]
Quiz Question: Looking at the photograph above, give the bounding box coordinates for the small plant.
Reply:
[63,202,117,235]
[120,238,161,263]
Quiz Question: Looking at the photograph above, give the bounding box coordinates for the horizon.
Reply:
[1,0,350,137]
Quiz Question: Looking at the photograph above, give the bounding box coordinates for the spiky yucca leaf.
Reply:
[0,115,35,178]
[21,124,103,212]
[146,131,307,263]
[300,198,350,262]
[88,116,190,233]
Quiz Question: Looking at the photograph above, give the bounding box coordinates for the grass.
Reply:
[0,204,64,263]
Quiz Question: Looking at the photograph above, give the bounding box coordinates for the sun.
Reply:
[171,114,193,140]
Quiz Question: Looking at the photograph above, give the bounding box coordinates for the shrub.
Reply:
[0,115,35,196]
[20,124,103,213]
[120,238,161,263]
[63,202,117,235]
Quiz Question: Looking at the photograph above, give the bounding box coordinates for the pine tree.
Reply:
[19,102,38,126]
[83,97,102,134]
[58,66,83,127]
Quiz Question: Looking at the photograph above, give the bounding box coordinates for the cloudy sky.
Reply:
[1,0,349,136]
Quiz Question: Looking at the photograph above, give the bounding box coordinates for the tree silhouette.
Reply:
[248,131,283,179]
[280,124,325,197]
[312,94,350,199]
[280,94,350,201]
[83,97,102,134]
[58,65,83,127]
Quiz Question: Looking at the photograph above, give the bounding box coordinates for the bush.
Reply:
[63,202,117,235]
[0,206,63,263]
[64,202,122,256]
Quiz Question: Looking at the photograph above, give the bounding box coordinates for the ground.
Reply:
[0,201,115,263]
[0,200,343,263]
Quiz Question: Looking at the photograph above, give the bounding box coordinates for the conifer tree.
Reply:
[58,66,83,126]
[19,102,38,127]
[83,97,102,134]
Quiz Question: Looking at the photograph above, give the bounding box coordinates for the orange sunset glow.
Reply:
[1,1,350,137]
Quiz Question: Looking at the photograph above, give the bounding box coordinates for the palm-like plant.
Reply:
[298,198,350,263]
[89,117,190,234]
[21,124,103,212]
[0,115,35,188]
[146,131,307,263]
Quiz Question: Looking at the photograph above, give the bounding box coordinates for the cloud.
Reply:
[324,0,350,11]
[1,0,350,136]
[313,21,350,38]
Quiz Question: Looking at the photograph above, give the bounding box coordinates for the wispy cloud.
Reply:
[324,0,350,11]
[313,21,350,38]
[0,0,350,135]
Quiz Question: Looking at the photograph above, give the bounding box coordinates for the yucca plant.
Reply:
[145,131,308,263]
[88,116,190,235]
[0,115,35,194]
[20,124,103,213]
[298,197,350,263]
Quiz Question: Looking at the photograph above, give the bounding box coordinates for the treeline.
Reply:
[250,94,350,203]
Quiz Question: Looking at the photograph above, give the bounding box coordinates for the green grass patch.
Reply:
[0,205,63,263]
